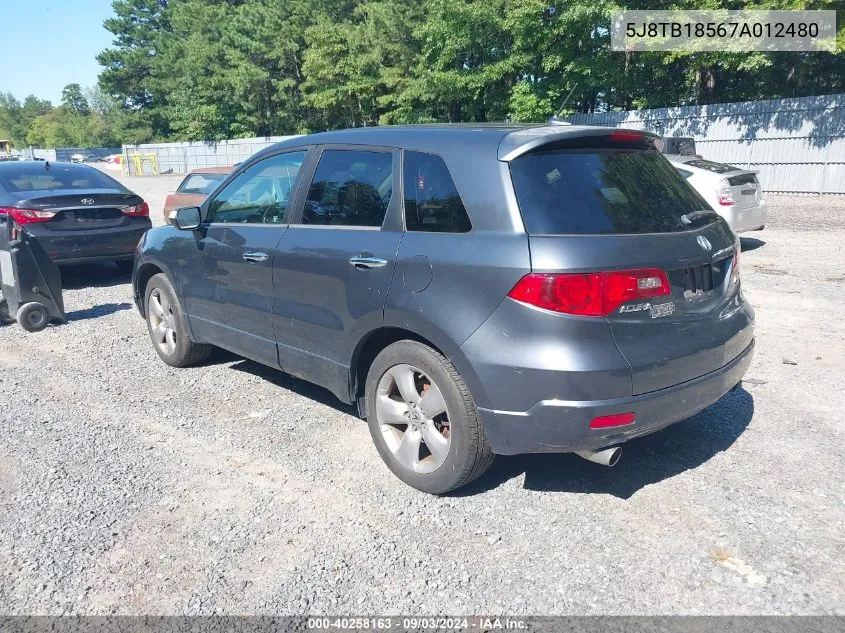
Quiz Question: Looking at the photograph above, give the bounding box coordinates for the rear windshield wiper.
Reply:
[680,209,720,226]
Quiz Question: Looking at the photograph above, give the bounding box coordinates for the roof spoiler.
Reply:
[498,126,661,161]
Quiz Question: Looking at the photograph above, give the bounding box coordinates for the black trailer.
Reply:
[0,214,65,332]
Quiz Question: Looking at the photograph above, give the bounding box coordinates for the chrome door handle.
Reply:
[349,256,388,269]
[242,252,269,263]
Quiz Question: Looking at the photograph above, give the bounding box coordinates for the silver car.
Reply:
[667,155,767,233]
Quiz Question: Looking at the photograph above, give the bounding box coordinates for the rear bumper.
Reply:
[477,338,755,455]
[724,200,767,233]
[24,219,151,263]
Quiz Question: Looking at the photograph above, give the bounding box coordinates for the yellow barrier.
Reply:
[124,153,159,176]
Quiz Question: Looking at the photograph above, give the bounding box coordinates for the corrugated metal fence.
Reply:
[564,93,845,194]
[122,136,300,175]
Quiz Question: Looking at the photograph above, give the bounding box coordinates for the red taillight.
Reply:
[610,129,644,143]
[0,206,56,224]
[122,202,149,217]
[716,178,734,206]
[590,412,636,429]
[508,268,671,317]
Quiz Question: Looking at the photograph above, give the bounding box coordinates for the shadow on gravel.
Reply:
[59,262,132,289]
[227,357,358,415]
[456,388,754,499]
[66,302,133,322]
[740,237,766,252]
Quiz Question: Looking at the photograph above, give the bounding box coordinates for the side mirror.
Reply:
[174,206,202,230]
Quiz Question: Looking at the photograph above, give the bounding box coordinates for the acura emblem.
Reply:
[697,235,712,251]
[80,198,95,205]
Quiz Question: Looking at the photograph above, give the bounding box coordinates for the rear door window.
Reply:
[403,151,471,233]
[178,173,226,195]
[509,149,709,235]
[302,149,393,227]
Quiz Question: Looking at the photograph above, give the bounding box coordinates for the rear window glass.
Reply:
[403,151,471,233]
[0,163,121,193]
[178,173,226,195]
[685,159,738,174]
[509,150,709,235]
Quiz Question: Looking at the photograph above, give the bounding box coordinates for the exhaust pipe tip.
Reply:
[576,446,622,467]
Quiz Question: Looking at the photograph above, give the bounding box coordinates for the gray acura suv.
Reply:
[133,125,754,494]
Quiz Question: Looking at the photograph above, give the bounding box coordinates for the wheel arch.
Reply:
[133,262,165,318]
[349,325,488,418]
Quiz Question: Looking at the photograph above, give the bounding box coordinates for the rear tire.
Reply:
[17,302,50,333]
[144,273,211,367]
[365,340,494,494]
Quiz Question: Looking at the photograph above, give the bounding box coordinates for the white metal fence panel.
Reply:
[122,136,301,175]
[564,93,845,194]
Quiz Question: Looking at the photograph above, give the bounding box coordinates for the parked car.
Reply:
[666,155,767,233]
[0,161,151,268]
[133,126,754,494]
[163,166,233,223]
[69,153,87,163]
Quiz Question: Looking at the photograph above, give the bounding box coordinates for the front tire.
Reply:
[17,302,50,332]
[144,273,211,367]
[365,340,494,494]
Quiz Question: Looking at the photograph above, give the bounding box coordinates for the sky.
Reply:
[0,0,116,104]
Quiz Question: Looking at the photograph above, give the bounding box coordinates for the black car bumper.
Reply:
[24,219,151,264]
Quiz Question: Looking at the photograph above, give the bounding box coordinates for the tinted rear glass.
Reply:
[178,173,226,195]
[0,162,122,193]
[509,150,709,235]
[685,159,738,174]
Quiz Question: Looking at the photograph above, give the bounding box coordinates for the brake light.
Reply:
[590,412,636,429]
[122,202,150,217]
[610,129,644,143]
[0,206,57,224]
[716,178,734,206]
[508,268,671,317]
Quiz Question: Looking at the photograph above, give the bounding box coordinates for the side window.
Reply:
[207,151,306,224]
[302,150,393,227]
[403,151,471,233]
[178,173,225,195]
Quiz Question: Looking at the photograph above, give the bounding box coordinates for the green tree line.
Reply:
[2,0,843,147]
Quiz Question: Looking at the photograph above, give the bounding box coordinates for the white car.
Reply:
[666,155,767,233]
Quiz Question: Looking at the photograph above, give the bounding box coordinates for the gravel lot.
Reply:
[1,174,844,615]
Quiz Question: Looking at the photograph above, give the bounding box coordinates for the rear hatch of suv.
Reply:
[506,129,754,395]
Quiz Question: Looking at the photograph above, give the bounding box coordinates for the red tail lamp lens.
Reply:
[610,129,644,143]
[0,207,56,224]
[122,202,150,217]
[508,269,670,317]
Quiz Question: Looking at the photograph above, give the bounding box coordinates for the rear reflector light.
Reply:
[610,129,644,143]
[717,178,734,206]
[122,202,150,217]
[508,268,671,317]
[590,412,636,429]
[0,206,57,224]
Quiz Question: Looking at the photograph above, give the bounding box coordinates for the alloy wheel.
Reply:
[148,289,178,356]
[375,363,451,473]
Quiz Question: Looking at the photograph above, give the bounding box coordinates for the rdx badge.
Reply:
[619,301,675,318]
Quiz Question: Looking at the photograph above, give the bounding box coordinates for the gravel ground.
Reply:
[1,180,844,615]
